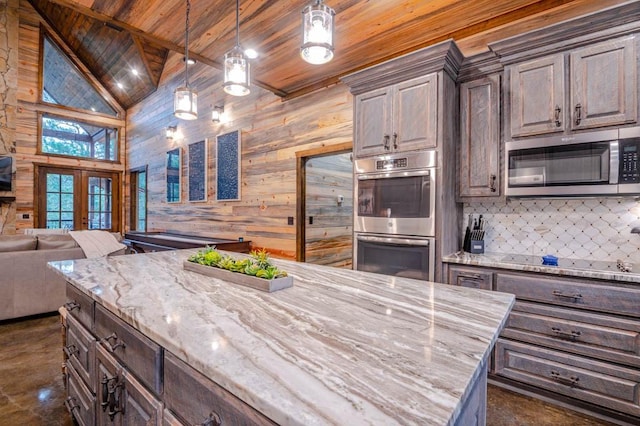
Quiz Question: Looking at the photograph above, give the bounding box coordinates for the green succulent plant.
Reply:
[188,247,288,280]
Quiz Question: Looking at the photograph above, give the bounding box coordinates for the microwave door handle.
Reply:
[610,141,619,184]
[357,234,431,247]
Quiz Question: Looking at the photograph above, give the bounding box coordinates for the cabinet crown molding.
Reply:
[489,1,640,65]
[341,39,463,95]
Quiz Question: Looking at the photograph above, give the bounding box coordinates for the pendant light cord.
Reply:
[235,0,240,47]
[184,0,191,86]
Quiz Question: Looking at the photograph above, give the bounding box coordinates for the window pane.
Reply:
[41,115,118,161]
[42,36,117,116]
[46,193,60,211]
[47,174,60,191]
[47,212,60,221]
[61,175,74,192]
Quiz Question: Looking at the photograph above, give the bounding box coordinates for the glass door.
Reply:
[37,166,120,231]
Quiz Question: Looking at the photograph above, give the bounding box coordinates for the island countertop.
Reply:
[49,249,514,425]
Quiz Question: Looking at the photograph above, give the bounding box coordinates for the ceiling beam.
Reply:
[38,0,287,97]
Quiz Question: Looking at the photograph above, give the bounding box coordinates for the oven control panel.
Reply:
[376,157,407,170]
[620,139,640,183]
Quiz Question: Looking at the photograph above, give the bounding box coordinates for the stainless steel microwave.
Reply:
[505,127,640,197]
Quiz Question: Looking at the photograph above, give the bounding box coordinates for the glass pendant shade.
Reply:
[174,0,197,119]
[301,0,335,65]
[174,86,198,120]
[223,46,250,96]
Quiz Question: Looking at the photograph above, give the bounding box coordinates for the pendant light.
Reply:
[301,0,335,65]
[223,0,250,96]
[174,0,198,120]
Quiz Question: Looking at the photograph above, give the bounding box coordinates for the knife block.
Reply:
[469,240,484,254]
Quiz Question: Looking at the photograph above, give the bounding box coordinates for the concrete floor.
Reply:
[0,314,616,425]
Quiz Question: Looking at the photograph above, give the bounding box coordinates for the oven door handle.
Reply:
[357,169,432,180]
[356,234,432,247]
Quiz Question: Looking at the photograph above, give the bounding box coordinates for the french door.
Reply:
[36,166,121,231]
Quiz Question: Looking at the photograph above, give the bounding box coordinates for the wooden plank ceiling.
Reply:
[26,0,631,109]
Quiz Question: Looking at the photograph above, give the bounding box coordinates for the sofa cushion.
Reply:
[37,234,80,250]
[0,235,37,252]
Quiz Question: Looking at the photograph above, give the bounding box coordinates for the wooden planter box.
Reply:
[183,261,293,293]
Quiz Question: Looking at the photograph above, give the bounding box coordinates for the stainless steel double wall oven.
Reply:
[354,150,436,281]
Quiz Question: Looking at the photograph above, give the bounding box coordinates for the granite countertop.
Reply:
[50,250,514,426]
[443,251,640,283]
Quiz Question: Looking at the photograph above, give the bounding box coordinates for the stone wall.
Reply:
[0,0,18,234]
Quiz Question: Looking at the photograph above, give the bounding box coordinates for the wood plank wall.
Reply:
[3,0,126,235]
[126,51,353,259]
[305,153,353,267]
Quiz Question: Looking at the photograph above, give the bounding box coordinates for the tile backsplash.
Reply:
[463,198,640,264]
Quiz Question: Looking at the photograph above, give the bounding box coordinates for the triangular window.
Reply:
[41,35,117,116]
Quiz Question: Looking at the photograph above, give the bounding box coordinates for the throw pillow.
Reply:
[0,235,37,252]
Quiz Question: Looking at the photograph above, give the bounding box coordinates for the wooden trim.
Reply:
[20,100,125,128]
[295,143,353,263]
[132,34,158,88]
[36,24,125,117]
[36,112,122,165]
[295,142,352,158]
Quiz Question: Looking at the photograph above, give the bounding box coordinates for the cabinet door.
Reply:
[96,345,162,426]
[354,87,392,157]
[395,73,438,151]
[459,75,500,198]
[509,54,565,137]
[571,36,637,130]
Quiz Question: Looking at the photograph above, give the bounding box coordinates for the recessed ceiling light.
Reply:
[91,107,96,112]
[183,56,196,65]
[244,48,258,59]
[131,68,139,76]
[116,82,124,89]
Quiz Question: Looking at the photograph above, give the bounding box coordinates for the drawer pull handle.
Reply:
[100,332,126,352]
[64,301,80,311]
[64,396,80,413]
[550,370,580,387]
[108,378,124,421]
[101,373,118,412]
[64,344,79,358]
[201,412,222,426]
[459,273,481,280]
[552,290,582,301]
[551,327,581,340]
[383,134,390,151]
[392,132,398,149]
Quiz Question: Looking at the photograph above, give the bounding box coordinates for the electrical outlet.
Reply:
[287,216,294,225]
[22,213,30,219]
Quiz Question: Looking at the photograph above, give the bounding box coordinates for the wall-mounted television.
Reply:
[0,156,12,192]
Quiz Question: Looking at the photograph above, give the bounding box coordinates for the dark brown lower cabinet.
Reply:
[63,282,275,425]
[445,264,640,423]
[95,344,163,425]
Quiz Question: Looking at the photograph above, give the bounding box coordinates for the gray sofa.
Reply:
[0,233,124,321]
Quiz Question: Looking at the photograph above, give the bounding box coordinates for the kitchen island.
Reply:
[50,249,514,425]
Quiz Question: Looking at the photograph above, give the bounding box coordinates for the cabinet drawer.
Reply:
[449,266,493,290]
[503,302,640,367]
[495,339,640,416]
[66,363,96,426]
[164,351,276,426]
[66,314,96,392]
[94,303,163,395]
[495,273,640,317]
[65,283,94,330]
